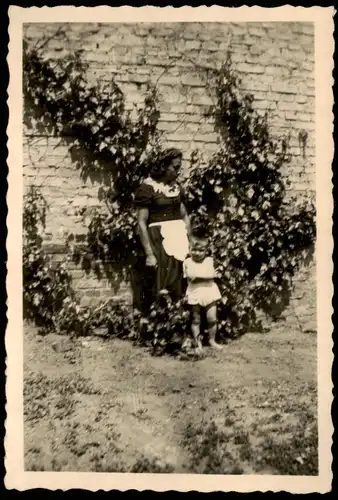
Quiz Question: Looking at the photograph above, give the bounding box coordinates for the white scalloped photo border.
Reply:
[5,5,335,493]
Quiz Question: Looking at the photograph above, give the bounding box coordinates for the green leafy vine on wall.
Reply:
[23,39,315,345]
[23,38,163,283]
[184,54,315,336]
[23,186,136,338]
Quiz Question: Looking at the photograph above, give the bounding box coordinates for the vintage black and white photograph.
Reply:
[6,5,333,493]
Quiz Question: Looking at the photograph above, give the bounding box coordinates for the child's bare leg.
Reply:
[206,303,222,349]
[191,305,203,352]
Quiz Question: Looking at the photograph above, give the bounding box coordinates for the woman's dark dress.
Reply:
[132,179,188,316]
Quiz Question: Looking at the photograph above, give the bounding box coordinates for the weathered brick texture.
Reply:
[23,22,316,325]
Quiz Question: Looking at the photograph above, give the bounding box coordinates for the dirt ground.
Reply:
[24,322,318,475]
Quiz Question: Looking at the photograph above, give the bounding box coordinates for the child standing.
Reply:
[183,228,223,353]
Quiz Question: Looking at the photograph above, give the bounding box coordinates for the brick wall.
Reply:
[23,22,316,326]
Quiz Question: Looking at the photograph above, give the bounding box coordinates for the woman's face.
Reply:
[165,156,181,183]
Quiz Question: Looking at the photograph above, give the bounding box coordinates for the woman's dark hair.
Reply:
[150,148,183,180]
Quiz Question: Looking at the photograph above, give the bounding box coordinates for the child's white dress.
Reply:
[183,256,222,308]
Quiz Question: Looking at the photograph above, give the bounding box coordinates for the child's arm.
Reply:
[186,258,216,281]
[183,259,192,279]
[209,257,218,279]
[184,259,199,282]
[199,258,217,280]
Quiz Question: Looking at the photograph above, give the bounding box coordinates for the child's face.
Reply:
[190,238,208,262]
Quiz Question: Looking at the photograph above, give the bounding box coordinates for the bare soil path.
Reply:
[24,323,317,475]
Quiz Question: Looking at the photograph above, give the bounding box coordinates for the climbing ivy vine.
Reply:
[23,39,315,345]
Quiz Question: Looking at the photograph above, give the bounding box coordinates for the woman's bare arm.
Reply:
[137,208,155,260]
[180,202,190,235]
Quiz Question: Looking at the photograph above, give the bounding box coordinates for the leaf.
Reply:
[33,294,41,306]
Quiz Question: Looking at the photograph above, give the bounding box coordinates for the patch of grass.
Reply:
[24,373,50,422]
[259,424,318,475]
[224,416,236,426]
[60,420,123,467]
[239,442,253,462]
[51,458,63,471]
[24,371,101,423]
[53,373,102,396]
[25,447,45,472]
[62,422,103,458]
[183,421,242,474]
[28,462,45,471]
[93,461,127,473]
[89,446,127,472]
[27,446,41,454]
[233,431,250,446]
[131,456,175,473]
[90,453,175,473]
[53,395,76,420]
[63,425,79,453]
[229,464,244,475]
[182,416,318,476]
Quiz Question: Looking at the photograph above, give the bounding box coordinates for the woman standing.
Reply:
[132,148,190,318]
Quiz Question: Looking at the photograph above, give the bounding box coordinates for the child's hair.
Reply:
[190,212,211,240]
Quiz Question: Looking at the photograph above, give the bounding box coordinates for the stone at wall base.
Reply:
[92,326,109,337]
[51,339,74,353]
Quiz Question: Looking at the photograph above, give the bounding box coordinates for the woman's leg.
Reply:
[131,256,156,317]
[143,265,158,313]
[191,305,203,352]
[206,303,223,349]
[131,257,143,313]
[147,226,183,302]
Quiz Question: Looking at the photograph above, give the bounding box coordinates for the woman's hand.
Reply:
[180,202,191,235]
[145,254,157,268]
